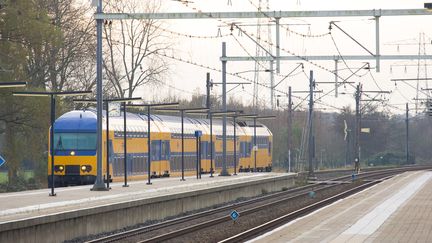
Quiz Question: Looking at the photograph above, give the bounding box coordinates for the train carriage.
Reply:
[48,109,273,186]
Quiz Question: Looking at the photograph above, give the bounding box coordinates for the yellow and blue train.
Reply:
[48,110,273,186]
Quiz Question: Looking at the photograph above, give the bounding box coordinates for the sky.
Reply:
[101,0,432,115]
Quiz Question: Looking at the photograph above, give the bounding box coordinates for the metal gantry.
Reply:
[92,7,432,184]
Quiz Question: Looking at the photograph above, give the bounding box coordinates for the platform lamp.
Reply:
[237,115,276,172]
[0,81,27,88]
[186,110,237,177]
[13,90,92,196]
[153,107,209,181]
[126,102,179,185]
[73,97,142,189]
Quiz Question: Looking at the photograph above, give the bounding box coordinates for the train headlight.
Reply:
[54,165,64,172]
[70,151,75,156]
[81,165,92,172]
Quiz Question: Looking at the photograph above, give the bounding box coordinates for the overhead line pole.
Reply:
[406,103,410,164]
[308,70,315,180]
[221,42,230,176]
[288,86,292,172]
[93,0,107,191]
[206,73,211,119]
[354,83,362,174]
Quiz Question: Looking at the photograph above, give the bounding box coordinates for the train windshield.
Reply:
[54,133,97,151]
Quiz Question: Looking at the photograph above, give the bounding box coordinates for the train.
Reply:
[48,109,273,186]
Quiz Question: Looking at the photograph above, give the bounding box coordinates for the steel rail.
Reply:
[219,178,389,243]
[138,169,413,242]
[86,165,431,243]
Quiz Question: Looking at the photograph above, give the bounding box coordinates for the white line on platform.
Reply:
[340,171,432,236]
[0,173,272,199]
[247,172,418,243]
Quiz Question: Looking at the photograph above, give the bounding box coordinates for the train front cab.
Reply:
[48,111,97,187]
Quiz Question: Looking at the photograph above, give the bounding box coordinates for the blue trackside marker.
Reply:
[0,155,5,167]
[230,210,240,221]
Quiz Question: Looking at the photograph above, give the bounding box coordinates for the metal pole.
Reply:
[375,16,381,72]
[49,95,56,196]
[270,60,275,109]
[354,84,361,173]
[123,102,128,187]
[210,113,214,177]
[196,135,199,179]
[233,116,237,175]
[147,106,152,185]
[254,117,257,172]
[345,130,350,168]
[105,102,110,189]
[199,136,202,179]
[206,73,211,119]
[288,86,292,171]
[221,42,229,176]
[275,17,280,74]
[92,0,107,191]
[181,110,185,181]
[308,70,315,179]
[288,149,291,173]
[335,60,339,98]
[406,103,409,164]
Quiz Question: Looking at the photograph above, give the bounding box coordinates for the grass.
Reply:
[0,172,6,184]
[0,171,34,184]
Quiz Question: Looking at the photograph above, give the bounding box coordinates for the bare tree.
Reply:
[25,0,96,92]
[103,0,170,99]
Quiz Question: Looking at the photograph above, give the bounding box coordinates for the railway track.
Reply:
[85,166,432,243]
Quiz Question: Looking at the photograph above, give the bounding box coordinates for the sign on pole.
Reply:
[0,155,6,167]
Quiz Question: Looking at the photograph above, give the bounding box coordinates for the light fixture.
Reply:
[0,82,27,88]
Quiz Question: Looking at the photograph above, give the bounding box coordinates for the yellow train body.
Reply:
[48,110,272,186]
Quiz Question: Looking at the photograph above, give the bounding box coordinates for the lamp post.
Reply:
[154,107,209,181]
[126,102,179,185]
[13,90,92,196]
[73,97,141,189]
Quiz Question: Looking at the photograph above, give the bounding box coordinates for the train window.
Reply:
[54,133,96,151]
[268,141,272,155]
[161,140,170,160]
[200,142,207,158]
[151,140,162,161]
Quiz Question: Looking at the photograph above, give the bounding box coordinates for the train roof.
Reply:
[54,110,97,133]
[54,110,272,137]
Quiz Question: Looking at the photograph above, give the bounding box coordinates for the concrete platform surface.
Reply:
[250,170,432,243]
[0,172,292,224]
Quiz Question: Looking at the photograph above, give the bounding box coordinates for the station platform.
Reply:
[0,172,295,242]
[251,170,432,243]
